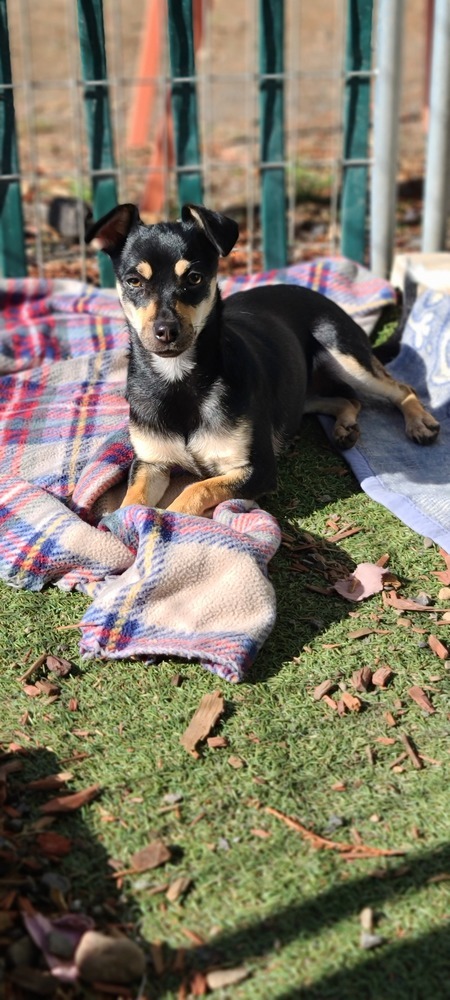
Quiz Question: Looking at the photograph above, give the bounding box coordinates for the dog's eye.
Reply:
[126,276,142,288]
[187,272,203,286]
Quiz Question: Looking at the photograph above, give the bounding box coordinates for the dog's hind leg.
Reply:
[319,348,440,445]
[304,395,362,450]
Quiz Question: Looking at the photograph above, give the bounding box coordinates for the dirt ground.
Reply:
[6,0,436,280]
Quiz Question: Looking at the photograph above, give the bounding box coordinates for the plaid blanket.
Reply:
[0,261,395,681]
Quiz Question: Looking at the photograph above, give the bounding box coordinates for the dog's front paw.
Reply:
[406,412,440,445]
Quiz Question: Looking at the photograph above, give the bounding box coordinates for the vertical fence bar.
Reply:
[0,0,27,277]
[341,0,373,263]
[259,0,286,269]
[422,0,450,252]
[77,0,118,286]
[370,0,404,277]
[167,0,203,208]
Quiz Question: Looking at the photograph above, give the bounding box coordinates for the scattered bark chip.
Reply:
[372,666,394,688]
[180,691,225,754]
[130,839,172,872]
[408,686,436,714]
[313,679,336,700]
[428,634,449,660]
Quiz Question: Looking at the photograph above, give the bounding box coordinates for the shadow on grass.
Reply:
[7,750,450,999]
[5,747,141,994]
[191,842,450,1000]
[247,419,362,681]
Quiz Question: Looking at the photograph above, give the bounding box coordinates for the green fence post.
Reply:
[0,0,27,277]
[167,0,203,209]
[77,0,118,287]
[341,0,374,262]
[259,0,287,270]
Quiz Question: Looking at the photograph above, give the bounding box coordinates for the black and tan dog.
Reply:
[86,203,439,517]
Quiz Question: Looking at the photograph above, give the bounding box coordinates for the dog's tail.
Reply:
[372,276,417,364]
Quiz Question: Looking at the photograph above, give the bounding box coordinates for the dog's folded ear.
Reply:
[86,203,140,254]
[181,204,239,257]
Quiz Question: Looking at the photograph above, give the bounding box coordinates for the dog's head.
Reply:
[86,204,238,357]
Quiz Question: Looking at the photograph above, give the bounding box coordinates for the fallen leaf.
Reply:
[26,771,73,791]
[36,831,72,857]
[384,711,396,727]
[383,590,445,612]
[67,698,79,712]
[348,628,381,640]
[428,634,449,660]
[39,783,101,814]
[130,840,172,872]
[375,736,396,745]
[250,827,271,839]
[372,666,394,688]
[180,691,225,754]
[408,686,436,714]
[334,563,388,602]
[431,548,450,585]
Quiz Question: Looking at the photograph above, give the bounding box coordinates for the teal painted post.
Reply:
[259,0,287,269]
[341,0,374,262]
[77,0,118,286]
[167,0,203,209]
[0,0,27,277]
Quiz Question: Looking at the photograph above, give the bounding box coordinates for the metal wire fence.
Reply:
[0,0,449,286]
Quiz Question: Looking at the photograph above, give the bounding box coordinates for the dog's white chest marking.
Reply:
[130,413,251,477]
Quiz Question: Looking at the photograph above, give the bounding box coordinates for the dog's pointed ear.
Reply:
[86,203,140,254]
[181,204,239,257]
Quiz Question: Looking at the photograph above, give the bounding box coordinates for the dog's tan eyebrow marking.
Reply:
[136,261,152,279]
[174,258,191,277]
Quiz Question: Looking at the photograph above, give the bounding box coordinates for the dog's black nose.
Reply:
[154,320,179,344]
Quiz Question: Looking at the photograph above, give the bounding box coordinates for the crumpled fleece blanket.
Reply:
[0,259,395,681]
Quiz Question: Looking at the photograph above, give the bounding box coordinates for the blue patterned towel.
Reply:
[334,290,450,551]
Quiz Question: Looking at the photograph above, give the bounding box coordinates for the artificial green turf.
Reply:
[2,417,450,999]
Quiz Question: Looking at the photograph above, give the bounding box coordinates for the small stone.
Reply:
[8,935,37,967]
[360,931,384,950]
[413,592,433,607]
[423,537,434,549]
[206,967,249,989]
[74,930,146,984]
[40,872,71,894]
[323,814,345,834]
[360,906,374,932]
[47,930,75,960]
[438,587,450,600]
[162,792,183,805]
